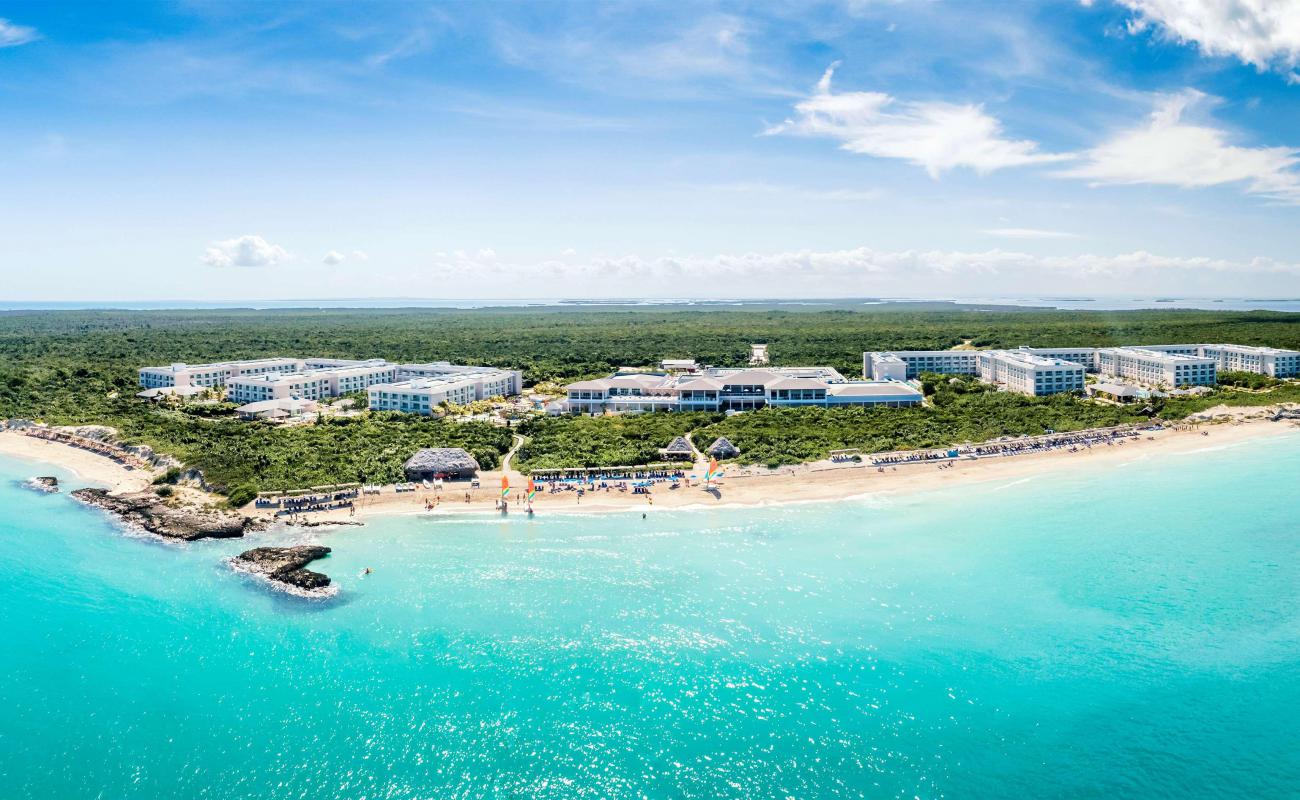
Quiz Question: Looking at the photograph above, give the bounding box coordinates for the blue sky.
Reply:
[3,0,1300,301]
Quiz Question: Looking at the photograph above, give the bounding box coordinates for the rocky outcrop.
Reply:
[24,476,59,493]
[70,488,264,540]
[231,546,332,592]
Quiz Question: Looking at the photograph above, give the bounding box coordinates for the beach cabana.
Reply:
[658,436,694,461]
[706,437,739,459]
[402,448,480,481]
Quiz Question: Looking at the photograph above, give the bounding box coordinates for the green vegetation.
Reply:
[1216,370,1282,390]
[517,412,721,470]
[697,392,1145,467]
[3,306,1299,486]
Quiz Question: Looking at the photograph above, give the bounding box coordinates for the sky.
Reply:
[3,0,1300,302]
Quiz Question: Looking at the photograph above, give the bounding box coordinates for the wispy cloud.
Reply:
[983,227,1081,239]
[1112,0,1300,81]
[766,64,1071,177]
[202,235,290,268]
[1057,89,1300,202]
[0,17,38,47]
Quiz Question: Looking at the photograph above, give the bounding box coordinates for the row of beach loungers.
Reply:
[21,428,150,470]
[258,488,360,511]
[868,427,1147,466]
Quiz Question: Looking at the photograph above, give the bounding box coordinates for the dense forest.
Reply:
[2,306,1298,491]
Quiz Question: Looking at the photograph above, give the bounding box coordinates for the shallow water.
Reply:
[2,432,1299,799]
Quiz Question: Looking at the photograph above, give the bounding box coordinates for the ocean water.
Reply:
[2,435,1299,799]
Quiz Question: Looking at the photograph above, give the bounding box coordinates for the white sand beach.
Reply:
[6,414,1297,523]
[282,416,1300,522]
[0,430,156,494]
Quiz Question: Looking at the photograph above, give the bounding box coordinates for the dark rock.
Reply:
[26,476,59,493]
[70,488,265,541]
[232,545,332,592]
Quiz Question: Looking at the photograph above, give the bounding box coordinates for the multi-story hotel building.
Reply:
[976,351,1087,396]
[140,357,519,408]
[562,365,922,414]
[394,363,522,397]
[367,366,522,415]
[1145,343,1300,378]
[862,350,980,380]
[137,357,302,391]
[227,373,329,404]
[1096,347,1217,387]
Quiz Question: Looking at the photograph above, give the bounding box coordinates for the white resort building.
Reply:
[864,340,1300,391]
[1144,343,1300,378]
[366,365,523,415]
[137,357,302,392]
[976,350,1086,396]
[139,357,521,413]
[1095,347,1217,387]
[562,365,921,414]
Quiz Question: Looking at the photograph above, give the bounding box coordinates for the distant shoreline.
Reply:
[7,297,1300,313]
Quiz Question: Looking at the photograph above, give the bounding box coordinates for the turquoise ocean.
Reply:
[2,432,1299,799]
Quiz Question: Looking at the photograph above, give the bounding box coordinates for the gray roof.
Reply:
[707,437,739,457]
[660,436,693,454]
[402,447,480,474]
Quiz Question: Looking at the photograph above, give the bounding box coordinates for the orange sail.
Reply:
[501,475,510,498]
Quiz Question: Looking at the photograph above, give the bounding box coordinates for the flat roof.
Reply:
[826,381,923,397]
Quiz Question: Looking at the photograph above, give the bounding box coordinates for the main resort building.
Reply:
[562,365,922,414]
[138,357,521,413]
[864,342,1299,392]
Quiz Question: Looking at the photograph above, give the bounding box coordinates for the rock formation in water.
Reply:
[25,476,59,493]
[70,488,263,540]
[231,545,333,592]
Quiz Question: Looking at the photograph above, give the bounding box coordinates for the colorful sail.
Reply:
[501,475,510,498]
[526,478,537,502]
[706,457,718,483]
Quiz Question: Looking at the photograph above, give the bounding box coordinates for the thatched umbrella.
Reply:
[402,448,481,481]
[706,436,739,459]
[658,436,694,460]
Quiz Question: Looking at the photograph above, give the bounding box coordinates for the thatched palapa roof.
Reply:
[658,436,694,460]
[402,447,480,479]
[706,436,739,458]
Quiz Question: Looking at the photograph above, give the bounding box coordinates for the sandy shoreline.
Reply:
[0,431,155,494]
[5,418,1298,524]
[263,417,1300,522]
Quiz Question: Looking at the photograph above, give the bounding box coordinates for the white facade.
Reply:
[1147,343,1300,378]
[367,366,523,415]
[1097,347,1217,387]
[863,350,980,380]
[227,373,328,404]
[140,356,518,406]
[137,357,301,390]
[395,363,522,397]
[977,351,1086,396]
[564,365,922,414]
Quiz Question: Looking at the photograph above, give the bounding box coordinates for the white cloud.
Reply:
[350,249,370,261]
[201,235,289,268]
[1058,89,1300,202]
[766,63,1070,177]
[983,227,1081,239]
[1113,0,1300,80]
[322,250,346,265]
[561,248,577,256]
[0,18,38,48]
